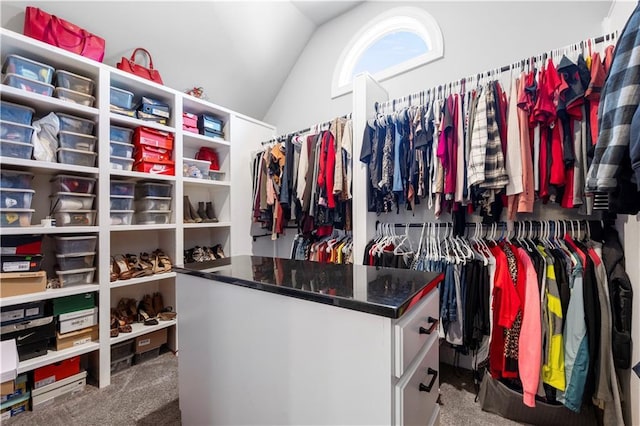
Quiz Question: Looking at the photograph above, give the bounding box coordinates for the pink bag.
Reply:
[23,6,105,62]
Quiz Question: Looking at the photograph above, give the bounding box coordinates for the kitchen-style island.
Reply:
[175,256,442,425]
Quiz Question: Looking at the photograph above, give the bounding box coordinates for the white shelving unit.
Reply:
[0,27,276,389]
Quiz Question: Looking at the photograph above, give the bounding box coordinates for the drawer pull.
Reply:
[419,368,438,393]
[419,317,438,335]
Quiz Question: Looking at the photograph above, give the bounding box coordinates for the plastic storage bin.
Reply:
[135,210,171,225]
[133,347,160,364]
[110,180,135,196]
[54,236,97,254]
[54,70,94,95]
[57,148,97,167]
[110,87,134,109]
[2,54,54,83]
[209,170,226,181]
[0,188,35,209]
[50,192,95,211]
[0,140,33,159]
[110,125,134,143]
[0,120,35,143]
[111,355,134,374]
[110,210,134,226]
[183,158,211,179]
[58,131,96,152]
[110,156,134,171]
[54,87,95,107]
[111,340,134,360]
[0,101,35,125]
[110,141,134,158]
[135,197,171,211]
[0,209,33,227]
[3,73,54,96]
[110,195,134,211]
[56,113,94,135]
[0,170,33,189]
[55,252,95,271]
[51,175,96,194]
[135,182,172,198]
[56,267,96,286]
[53,210,96,226]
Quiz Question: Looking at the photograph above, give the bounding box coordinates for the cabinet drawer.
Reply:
[395,338,439,426]
[394,289,439,377]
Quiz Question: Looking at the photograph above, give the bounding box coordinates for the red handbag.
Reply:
[23,6,105,62]
[117,48,164,85]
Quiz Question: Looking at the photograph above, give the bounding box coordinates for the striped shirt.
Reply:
[468,86,488,186]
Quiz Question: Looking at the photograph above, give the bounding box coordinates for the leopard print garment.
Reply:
[502,244,522,367]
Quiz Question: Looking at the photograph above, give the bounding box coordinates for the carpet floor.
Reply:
[5,353,525,425]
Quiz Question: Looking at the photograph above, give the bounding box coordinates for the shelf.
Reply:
[0,157,100,175]
[17,342,100,374]
[183,221,232,229]
[109,113,175,133]
[110,319,176,345]
[0,84,100,117]
[183,131,230,148]
[0,226,99,236]
[110,272,177,289]
[0,284,99,308]
[183,177,231,187]
[110,224,176,232]
[182,94,231,118]
[110,169,176,182]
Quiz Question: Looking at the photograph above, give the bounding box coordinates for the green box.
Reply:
[52,292,95,316]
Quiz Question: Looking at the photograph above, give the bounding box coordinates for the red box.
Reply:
[33,356,80,388]
[133,127,174,150]
[134,144,173,163]
[183,112,197,128]
[134,160,175,176]
[0,235,43,255]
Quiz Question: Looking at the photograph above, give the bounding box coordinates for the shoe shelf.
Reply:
[182,177,231,187]
[17,342,100,374]
[0,226,99,236]
[182,132,230,149]
[110,318,176,345]
[0,284,99,308]
[183,221,232,229]
[0,84,100,118]
[110,224,177,232]
[0,157,100,176]
[110,271,177,289]
[109,113,175,133]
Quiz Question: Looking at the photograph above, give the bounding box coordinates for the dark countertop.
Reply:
[174,256,441,319]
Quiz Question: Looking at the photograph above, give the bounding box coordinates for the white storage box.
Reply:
[58,307,98,334]
[31,371,86,411]
[54,236,97,254]
[55,252,96,271]
[135,210,171,225]
[135,197,171,211]
[110,210,134,226]
[110,155,134,171]
[55,267,96,286]
[57,148,96,167]
[110,195,134,211]
[58,131,96,152]
[0,208,33,227]
[110,141,134,158]
[0,188,34,209]
[54,87,95,107]
[53,210,96,226]
[50,192,95,211]
[51,175,96,194]
[183,157,211,179]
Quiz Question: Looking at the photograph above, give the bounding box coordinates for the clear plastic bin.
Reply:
[54,87,95,107]
[0,188,35,209]
[110,155,134,171]
[58,131,96,152]
[0,101,35,125]
[110,86,134,109]
[110,210,134,226]
[2,54,55,83]
[183,158,211,179]
[111,355,133,374]
[53,210,96,226]
[135,196,172,211]
[209,170,226,181]
[50,192,95,211]
[54,70,94,95]
[110,125,134,143]
[56,113,94,135]
[0,170,33,189]
[110,141,134,158]
[3,73,54,96]
[135,182,172,198]
[110,195,134,211]
[56,267,96,286]
[56,251,96,270]
[111,340,134,360]
[110,180,135,196]
[51,174,96,194]
[0,120,35,143]
[135,210,171,225]
[54,235,97,254]
[57,148,97,167]
[0,139,33,159]
[0,208,33,227]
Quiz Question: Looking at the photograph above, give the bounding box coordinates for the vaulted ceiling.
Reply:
[0,1,362,120]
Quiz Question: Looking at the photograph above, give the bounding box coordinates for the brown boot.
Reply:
[183,196,194,223]
[152,292,164,315]
[206,201,218,222]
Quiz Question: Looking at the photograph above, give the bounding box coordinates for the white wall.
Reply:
[264,1,611,133]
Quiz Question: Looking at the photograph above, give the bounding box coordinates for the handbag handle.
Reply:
[45,15,90,49]
[129,48,156,70]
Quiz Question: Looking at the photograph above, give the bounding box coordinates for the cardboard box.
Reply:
[58,307,98,334]
[0,270,46,297]
[0,391,29,420]
[0,381,13,396]
[1,300,47,326]
[33,356,80,389]
[32,372,85,411]
[52,292,95,316]
[134,328,167,354]
[55,325,98,351]
[1,374,26,403]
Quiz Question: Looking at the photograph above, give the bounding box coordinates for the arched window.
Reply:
[332,7,444,98]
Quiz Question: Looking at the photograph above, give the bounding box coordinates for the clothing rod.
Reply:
[260,112,352,146]
[375,220,592,228]
[375,32,617,113]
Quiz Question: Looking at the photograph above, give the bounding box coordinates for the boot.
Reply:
[189,197,202,223]
[183,196,194,223]
[206,201,218,222]
[152,292,164,315]
[198,202,212,223]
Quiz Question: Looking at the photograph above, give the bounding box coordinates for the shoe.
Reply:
[110,310,120,337]
[205,201,219,222]
[139,252,154,272]
[110,257,119,282]
[183,196,195,223]
[158,306,177,321]
[113,254,133,280]
[126,253,153,278]
[184,248,195,263]
[192,246,206,262]
[198,202,212,223]
[212,244,225,259]
[152,249,172,273]
[117,298,134,324]
[152,292,164,315]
